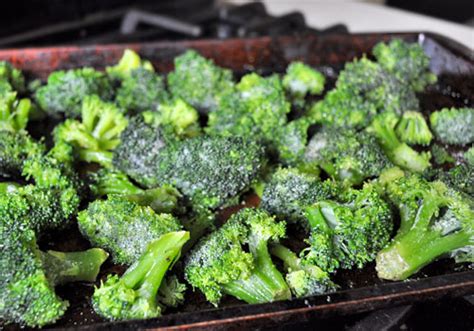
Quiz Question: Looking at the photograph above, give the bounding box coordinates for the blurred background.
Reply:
[0,0,472,48]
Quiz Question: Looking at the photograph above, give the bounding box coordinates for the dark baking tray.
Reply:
[0,32,473,330]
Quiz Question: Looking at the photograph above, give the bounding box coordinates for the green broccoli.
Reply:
[125,135,265,209]
[274,117,311,165]
[168,50,234,113]
[373,39,436,91]
[260,167,340,227]
[35,68,112,118]
[303,128,391,186]
[376,175,473,280]
[0,216,108,327]
[89,168,181,214]
[282,61,325,98]
[303,184,393,272]
[54,95,128,166]
[395,111,433,146]
[431,144,455,165]
[106,49,153,80]
[336,57,419,115]
[438,164,473,197]
[0,61,26,93]
[270,244,335,298]
[92,231,189,321]
[465,147,474,166]
[368,112,431,173]
[308,88,377,130]
[185,208,290,305]
[0,91,31,132]
[430,107,474,146]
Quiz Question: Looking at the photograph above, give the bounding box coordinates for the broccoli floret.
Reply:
[0,216,108,327]
[282,62,325,98]
[143,98,200,138]
[376,175,473,280]
[35,68,112,118]
[89,168,181,214]
[308,88,377,130]
[336,57,419,115]
[270,244,335,298]
[185,208,290,305]
[260,167,340,227]
[431,144,455,165]
[92,231,189,321]
[373,39,436,92]
[430,107,474,146]
[0,91,31,132]
[130,136,265,209]
[304,184,393,272]
[78,196,182,265]
[207,73,290,150]
[168,50,234,113]
[0,61,26,93]
[438,164,473,197]
[275,118,311,165]
[304,128,391,186]
[395,111,433,146]
[54,95,128,167]
[368,112,431,173]
[465,147,474,166]
[106,49,153,80]
[157,275,187,308]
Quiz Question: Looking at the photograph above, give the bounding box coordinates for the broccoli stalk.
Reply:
[271,244,335,298]
[395,111,433,146]
[376,176,474,280]
[368,112,430,173]
[41,248,109,285]
[92,231,189,321]
[0,91,31,132]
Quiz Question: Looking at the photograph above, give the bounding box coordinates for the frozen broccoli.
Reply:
[0,61,26,93]
[431,144,455,166]
[92,231,189,321]
[35,68,113,118]
[0,90,31,132]
[430,107,474,146]
[106,49,153,80]
[438,164,473,197]
[465,147,474,166]
[168,50,234,113]
[282,61,325,98]
[185,208,290,305]
[275,117,311,165]
[395,111,433,146]
[376,175,473,280]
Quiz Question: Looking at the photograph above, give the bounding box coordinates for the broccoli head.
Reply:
[168,50,234,113]
[373,39,436,92]
[304,128,391,186]
[106,49,153,81]
[35,68,113,118]
[430,107,474,146]
[274,117,311,165]
[92,231,189,321]
[260,167,340,227]
[437,163,473,197]
[465,147,474,167]
[282,61,325,98]
[303,184,393,272]
[0,90,31,132]
[185,208,290,305]
[431,144,455,166]
[376,175,473,280]
[395,111,433,146]
[0,61,26,93]
[78,196,182,265]
[54,95,128,167]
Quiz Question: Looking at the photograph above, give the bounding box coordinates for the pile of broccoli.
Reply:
[1,39,473,328]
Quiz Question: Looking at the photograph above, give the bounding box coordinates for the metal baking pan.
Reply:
[0,32,473,330]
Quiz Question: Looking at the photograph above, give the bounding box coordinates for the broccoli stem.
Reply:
[93,173,144,196]
[121,231,189,302]
[270,244,300,270]
[126,186,180,214]
[222,239,291,303]
[41,248,109,285]
[79,150,113,167]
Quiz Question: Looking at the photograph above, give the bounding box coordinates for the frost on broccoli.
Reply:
[430,107,474,146]
[376,175,473,280]
[35,68,113,118]
[282,61,325,98]
[373,39,437,92]
[168,50,234,113]
[185,208,290,305]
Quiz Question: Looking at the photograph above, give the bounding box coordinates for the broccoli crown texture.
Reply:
[465,147,474,167]
[303,184,393,272]
[430,107,474,146]
[395,111,433,146]
[78,196,182,265]
[133,135,265,209]
[438,164,473,197]
[260,167,340,227]
[35,68,113,118]
[0,61,26,93]
[106,49,154,81]
[282,61,325,98]
[373,39,436,91]
[0,90,31,132]
[92,231,189,321]
[376,175,473,280]
[185,208,290,305]
[167,50,234,113]
[274,118,311,165]
[304,128,391,185]
[431,144,455,166]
